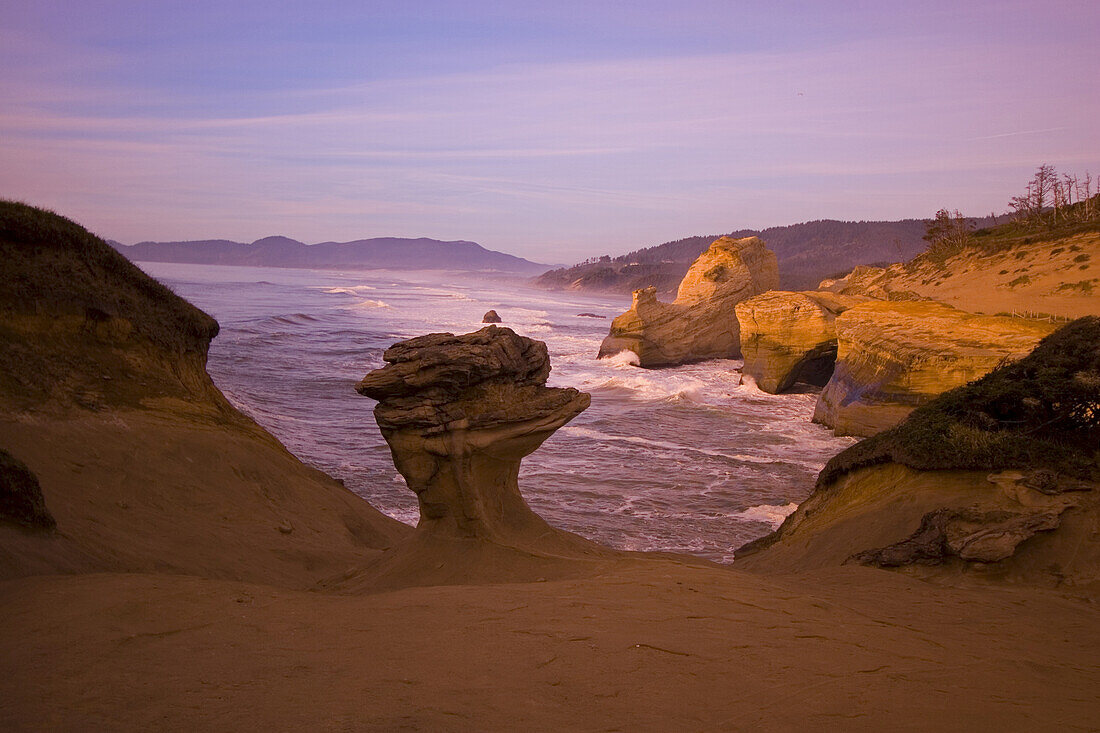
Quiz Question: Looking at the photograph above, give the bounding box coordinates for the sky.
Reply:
[2,1,1099,263]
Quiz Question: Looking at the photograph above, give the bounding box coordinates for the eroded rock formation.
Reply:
[482,310,502,323]
[357,326,590,545]
[817,264,921,301]
[813,301,1054,437]
[735,291,870,393]
[740,318,1100,588]
[0,200,409,586]
[736,462,1097,584]
[597,236,779,367]
[849,506,1067,566]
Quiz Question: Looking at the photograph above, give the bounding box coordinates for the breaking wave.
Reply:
[730,502,799,528]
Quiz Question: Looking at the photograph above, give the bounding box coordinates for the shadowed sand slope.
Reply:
[0,201,410,586]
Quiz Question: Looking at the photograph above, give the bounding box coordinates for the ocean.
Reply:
[140,262,855,563]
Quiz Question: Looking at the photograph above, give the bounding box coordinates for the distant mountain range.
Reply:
[110,235,551,274]
[532,217,1002,295]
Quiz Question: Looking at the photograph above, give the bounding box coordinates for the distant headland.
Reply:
[110,235,552,274]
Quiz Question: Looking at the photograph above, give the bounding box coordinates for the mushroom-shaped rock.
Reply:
[597,236,778,367]
[482,309,502,323]
[357,326,590,544]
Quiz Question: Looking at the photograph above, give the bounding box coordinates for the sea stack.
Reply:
[482,309,502,323]
[597,236,778,367]
[357,326,590,544]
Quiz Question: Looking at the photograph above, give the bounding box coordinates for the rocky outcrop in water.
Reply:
[482,310,502,323]
[812,301,1054,437]
[357,326,591,545]
[735,291,869,393]
[597,236,779,367]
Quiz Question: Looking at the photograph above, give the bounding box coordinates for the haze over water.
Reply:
[142,261,855,562]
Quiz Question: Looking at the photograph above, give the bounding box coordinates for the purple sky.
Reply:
[2,1,1098,262]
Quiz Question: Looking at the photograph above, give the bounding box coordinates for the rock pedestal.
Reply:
[357,326,590,544]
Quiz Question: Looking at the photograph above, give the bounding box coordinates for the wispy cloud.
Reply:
[965,127,1071,141]
[1,8,1098,259]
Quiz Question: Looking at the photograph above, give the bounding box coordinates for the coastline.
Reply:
[2,203,1098,730]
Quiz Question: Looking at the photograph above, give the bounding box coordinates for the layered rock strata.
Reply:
[357,326,591,545]
[813,301,1054,437]
[736,462,1097,586]
[597,236,779,367]
[740,317,1100,587]
[735,291,869,393]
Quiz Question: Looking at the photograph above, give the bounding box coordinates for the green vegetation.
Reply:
[819,316,1100,486]
[1056,280,1097,295]
[0,200,218,352]
[0,201,223,409]
[911,167,1100,270]
[534,219,931,294]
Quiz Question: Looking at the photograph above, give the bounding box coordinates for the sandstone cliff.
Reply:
[734,290,870,393]
[812,301,1054,437]
[0,201,409,585]
[597,236,778,367]
[739,317,1100,595]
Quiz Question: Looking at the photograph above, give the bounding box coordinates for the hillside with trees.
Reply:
[532,219,940,295]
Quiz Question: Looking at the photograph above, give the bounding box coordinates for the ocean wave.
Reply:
[351,299,391,309]
[730,502,798,528]
[600,349,641,368]
[737,372,763,393]
[268,313,321,325]
[315,285,376,295]
[559,426,819,468]
[589,372,716,404]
